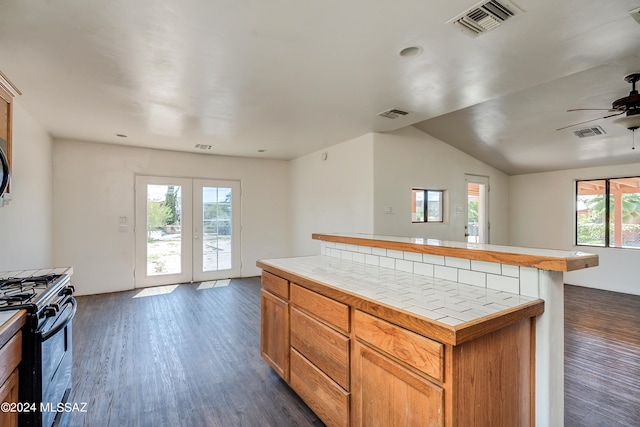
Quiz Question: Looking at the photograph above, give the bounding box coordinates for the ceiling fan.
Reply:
[557,72,640,132]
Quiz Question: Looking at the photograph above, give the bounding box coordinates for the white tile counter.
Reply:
[0,309,22,327]
[0,267,73,279]
[261,255,540,328]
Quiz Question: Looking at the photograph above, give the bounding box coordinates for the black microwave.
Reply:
[0,145,9,197]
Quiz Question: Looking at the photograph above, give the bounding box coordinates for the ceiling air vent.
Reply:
[377,108,409,119]
[448,0,524,37]
[573,126,606,139]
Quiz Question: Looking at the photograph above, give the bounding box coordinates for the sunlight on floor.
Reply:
[133,284,179,298]
[197,279,230,290]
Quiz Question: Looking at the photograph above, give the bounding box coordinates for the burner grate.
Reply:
[0,274,61,308]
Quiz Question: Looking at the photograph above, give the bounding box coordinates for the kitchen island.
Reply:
[257,233,598,427]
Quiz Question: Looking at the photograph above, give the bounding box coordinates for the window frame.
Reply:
[412,188,445,223]
[575,176,640,249]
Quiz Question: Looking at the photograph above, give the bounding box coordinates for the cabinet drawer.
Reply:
[291,307,350,390]
[262,271,289,300]
[354,310,443,381]
[0,331,21,385]
[290,348,349,427]
[290,284,349,333]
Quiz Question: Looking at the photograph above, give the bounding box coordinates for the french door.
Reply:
[135,176,241,288]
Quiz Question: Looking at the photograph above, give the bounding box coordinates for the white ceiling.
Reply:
[0,0,639,175]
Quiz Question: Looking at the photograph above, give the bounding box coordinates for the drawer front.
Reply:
[354,310,443,381]
[290,284,349,333]
[291,307,350,390]
[262,271,289,300]
[0,331,21,384]
[290,349,349,427]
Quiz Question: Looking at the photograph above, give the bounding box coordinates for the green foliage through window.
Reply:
[576,177,640,248]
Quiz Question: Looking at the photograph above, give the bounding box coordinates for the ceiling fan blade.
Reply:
[556,111,625,131]
[567,108,616,112]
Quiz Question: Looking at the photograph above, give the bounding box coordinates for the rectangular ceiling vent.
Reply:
[573,126,606,139]
[194,144,213,150]
[377,108,409,119]
[448,0,524,37]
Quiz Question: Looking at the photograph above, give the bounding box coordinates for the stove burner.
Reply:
[0,274,62,308]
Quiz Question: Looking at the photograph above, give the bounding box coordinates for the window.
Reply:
[576,177,640,248]
[412,189,444,223]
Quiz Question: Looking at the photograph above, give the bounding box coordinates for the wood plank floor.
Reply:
[60,277,324,427]
[59,278,639,426]
[565,284,640,427]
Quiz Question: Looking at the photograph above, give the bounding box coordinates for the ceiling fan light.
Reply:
[612,113,640,130]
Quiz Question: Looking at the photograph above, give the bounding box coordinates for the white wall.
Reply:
[290,134,375,255]
[510,163,640,296]
[373,127,511,244]
[0,102,53,271]
[53,139,290,295]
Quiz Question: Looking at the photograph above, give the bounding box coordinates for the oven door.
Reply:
[36,295,76,427]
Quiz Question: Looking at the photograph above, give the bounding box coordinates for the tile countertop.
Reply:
[0,310,27,348]
[0,266,73,279]
[313,233,599,272]
[0,310,22,326]
[258,255,544,345]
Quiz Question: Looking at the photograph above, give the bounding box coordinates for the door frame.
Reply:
[464,174,490,244]
[192,179,241,282]
[134,176,241,288]
[135,176,193,288]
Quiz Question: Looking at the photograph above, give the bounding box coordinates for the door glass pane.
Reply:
[467,183,479,243]
[202,186,233,272]
[146,184,182,275]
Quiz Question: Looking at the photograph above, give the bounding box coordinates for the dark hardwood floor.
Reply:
[60,277,324,427]
[565,284,640,427]
[58,278,639,426]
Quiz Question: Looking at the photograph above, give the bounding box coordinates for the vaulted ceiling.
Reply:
[0,0,639,174]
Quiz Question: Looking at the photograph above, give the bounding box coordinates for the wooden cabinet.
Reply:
[0,330,22,427]
[0,73,18,194]
[353,309,533,427]
[0,369,19,427]
[260,272,289,381]
[259,269,536,427]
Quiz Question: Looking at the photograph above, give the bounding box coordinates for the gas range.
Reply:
[0,267,76,427]
[0,267,73,310]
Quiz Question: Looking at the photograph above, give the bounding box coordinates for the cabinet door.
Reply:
[260,289,289,381]
[352,342,443,427]
[0,369,18,427]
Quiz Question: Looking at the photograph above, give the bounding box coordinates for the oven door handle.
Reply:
[39,296,77,342]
